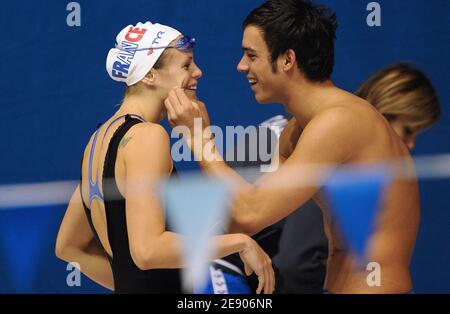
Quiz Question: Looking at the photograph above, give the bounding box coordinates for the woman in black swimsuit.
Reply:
[55,21,274,294]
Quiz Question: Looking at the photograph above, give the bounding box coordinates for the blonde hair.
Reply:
[356,63,441,132]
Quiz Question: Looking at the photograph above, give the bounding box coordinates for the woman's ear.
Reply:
[141,70,156,86]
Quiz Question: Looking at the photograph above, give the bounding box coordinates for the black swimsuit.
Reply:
[80,115,182,293]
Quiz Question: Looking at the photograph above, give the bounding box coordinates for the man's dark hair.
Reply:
[243,0,337,82]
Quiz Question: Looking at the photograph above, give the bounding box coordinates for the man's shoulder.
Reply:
[299,102,378,156]
[313,91,380,126]
[307,104,368,133]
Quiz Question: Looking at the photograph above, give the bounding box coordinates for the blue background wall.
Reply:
[0,0,448,293]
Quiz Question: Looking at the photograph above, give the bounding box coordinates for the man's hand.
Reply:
[164,87,210,131]
[194,99,211,129]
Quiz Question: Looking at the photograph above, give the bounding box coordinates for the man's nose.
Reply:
[237,56,249,73]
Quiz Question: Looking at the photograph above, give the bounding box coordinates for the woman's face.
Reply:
[390,117,419,150]
[156,45,203,101]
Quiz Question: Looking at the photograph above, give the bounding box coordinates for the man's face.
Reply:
[237,26,282,104]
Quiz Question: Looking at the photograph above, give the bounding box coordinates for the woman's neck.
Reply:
[117,93,163,123]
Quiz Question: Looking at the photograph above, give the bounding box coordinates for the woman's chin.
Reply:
[185,89,197,100]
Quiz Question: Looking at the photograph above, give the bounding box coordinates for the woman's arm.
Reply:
[121,122,274,294]
[55,185,114,291]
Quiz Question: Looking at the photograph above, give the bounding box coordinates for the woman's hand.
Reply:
[239,236,275,294]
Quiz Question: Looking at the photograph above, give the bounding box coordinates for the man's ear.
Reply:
[283,49,297,71]
[141,70,156,86]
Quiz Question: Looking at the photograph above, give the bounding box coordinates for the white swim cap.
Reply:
[106,21,181,86]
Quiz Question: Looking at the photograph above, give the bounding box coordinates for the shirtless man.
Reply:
[164,0,419,293]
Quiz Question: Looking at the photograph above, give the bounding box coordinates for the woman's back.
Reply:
[80,114,182,293]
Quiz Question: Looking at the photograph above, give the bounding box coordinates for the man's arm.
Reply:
[165,88,361,235]
[229,112,351,234]
[56,185,115,290]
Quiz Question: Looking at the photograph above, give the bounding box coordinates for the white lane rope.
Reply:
[0,153,449,209]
